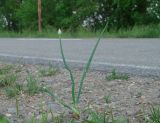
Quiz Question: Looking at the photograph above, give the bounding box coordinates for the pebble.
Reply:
[7,108,16,114]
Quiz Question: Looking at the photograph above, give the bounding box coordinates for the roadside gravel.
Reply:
[0,62,159,123]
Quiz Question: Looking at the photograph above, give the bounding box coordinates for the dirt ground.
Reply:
[0,63,160,123]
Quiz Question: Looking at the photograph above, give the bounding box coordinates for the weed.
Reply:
[53,114,65,123]
[106,69,129,81]
[114,117,128,123]
[135,92,143,98]
[58,23,108,106]
[0,65,13,75]
[43,24,107,119]
[15,66,23,73]
[39,66,58,77]
[104,95,112,104]
[5,86,19,98]
[150,106,160,123]
[0,114,10,123]
[5,83,23,98]
[87,110,107,123]
[0,74,17,87]
[26,73,40,95]
[27,114,38,123]
[41,112,48,123]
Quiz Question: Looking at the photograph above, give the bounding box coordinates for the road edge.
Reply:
[0,54,160,78]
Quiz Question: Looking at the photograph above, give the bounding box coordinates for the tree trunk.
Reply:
[38,0,42,32]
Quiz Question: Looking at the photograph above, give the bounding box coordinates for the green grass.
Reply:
[0,65,13,75]
[0,74,17,87]
[87,109,127,123]
[106,69,129,81]
[0,24,159,38]
[0,115,10,123]
[104,95,112,104]
[5,83,23,98]
[150,106,160,123]
[26,73,41,95]
[0,65,18,87]
[5,86,20,98]
[39,66,58,77]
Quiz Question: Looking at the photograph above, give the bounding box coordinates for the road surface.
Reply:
[0,38,160,77]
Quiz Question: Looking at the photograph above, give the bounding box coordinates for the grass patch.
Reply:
[150,106,160,123]
[0,74,17,87]
[0,115,10,123]
[0,65,13,75]
[5,83,23,98]
[39,66,58,77]
[104,94,112,104]
[87,109,127,123]
[106,69,129,81]
[0,64,18,87]
[0,24,160,38]
[26,73,41,95]
[5,86,20,98]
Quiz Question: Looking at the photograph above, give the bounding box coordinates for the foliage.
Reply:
[86,109,127,123]
[59,24,107,105]
[16,0,37,31]
[26,73,40,95]
[104,95,112,104]
[147,0,160,22]
[5,83,23,98]
[0,23,160,38]
[0,0,159,32]
[5,85,20,98]
[0,115,10,123]
[150,106,160,123]
[39,66,58,77]
[0,65,13,74]
[0,74,17,87]
[106,69,129,81]
[0,0,21,30]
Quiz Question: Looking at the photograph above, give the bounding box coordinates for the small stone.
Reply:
[5,113,12,117]
[7,108,16,114]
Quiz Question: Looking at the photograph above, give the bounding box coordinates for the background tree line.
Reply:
[0,0,159,32]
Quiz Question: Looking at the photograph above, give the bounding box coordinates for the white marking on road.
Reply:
[16,38,82,41]
[0,53,160,71]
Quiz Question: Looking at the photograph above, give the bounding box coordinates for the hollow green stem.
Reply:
[76,24,108,103]
[59,35,76,105]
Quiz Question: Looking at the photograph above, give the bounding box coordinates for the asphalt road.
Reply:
[0,38,160,77]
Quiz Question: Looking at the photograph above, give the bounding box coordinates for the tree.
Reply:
[147,0,160,23]
[16,0,37,31]
[85,0,153,31]
[0,0,21,31]
[16,0,96,31]
[38,0,42,32]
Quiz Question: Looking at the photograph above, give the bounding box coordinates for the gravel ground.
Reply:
[0,63,160,123]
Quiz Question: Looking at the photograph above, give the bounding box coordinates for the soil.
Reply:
[0,62,160,123]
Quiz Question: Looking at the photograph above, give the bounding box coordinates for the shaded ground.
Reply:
[0,62,160,123]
